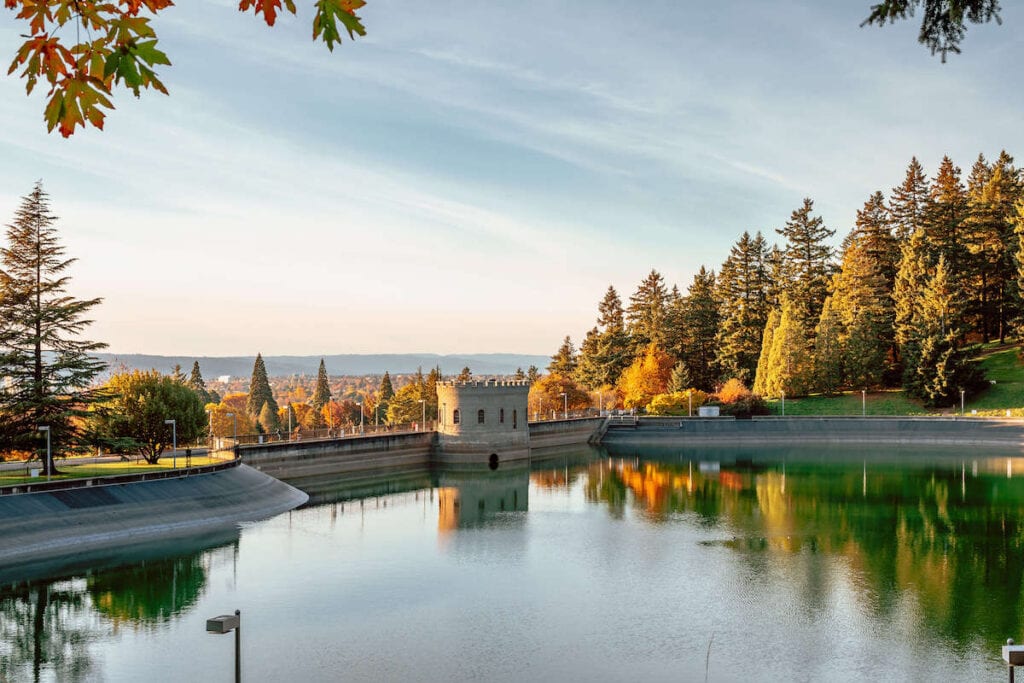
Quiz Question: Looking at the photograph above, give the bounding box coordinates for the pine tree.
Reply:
[777,198,835,335]
[752,308,780,397]
[513,367,526,380]
[813,296,844,395]
[0,182,107,466]
[584,285,631,387]
[246,353,278,419]
[924,156,969,281]
[716,231,771,384]
[626,269,668,354]
[379,371,395,401]
[187,361,210,404]
[598,284,626,330]
[675,267,720,391]
[889,157,931,241]
[527,365,540,384]
[763,297,812,398]
[574,326,603,390]
[668,361,691,393]
[170,364,186,383]
[548,335,578,376]
[311,358,331,410]
[258,401,280,433]
[457,366,472,381]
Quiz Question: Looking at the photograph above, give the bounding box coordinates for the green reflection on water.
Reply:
[588,444,1024,654]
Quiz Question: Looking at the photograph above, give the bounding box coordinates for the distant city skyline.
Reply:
[2,2,1021,356]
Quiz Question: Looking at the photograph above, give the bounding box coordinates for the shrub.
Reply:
[647,390,710,416]
[717,378,752,404]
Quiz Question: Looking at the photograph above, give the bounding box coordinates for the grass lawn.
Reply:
[0,455,229,487]
[763,342,1024,417]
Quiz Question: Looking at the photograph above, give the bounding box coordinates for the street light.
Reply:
[357,401,364,432]
[205,409,213,450]
[417,399,426,430]
[560,392,567,419]
[961,389,965,416]
[862,389,866,417]
[687,390,692,418]
[781,391,785,417]
[164,419,177,468]
[206,609,241,683]
[284,403,292,439]
[37,425,51,482]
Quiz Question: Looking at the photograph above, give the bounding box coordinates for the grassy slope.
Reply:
[0,456,226,486]
[766,343,1024,416]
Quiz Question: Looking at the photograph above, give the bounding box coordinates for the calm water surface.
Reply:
[3,444,1023,681]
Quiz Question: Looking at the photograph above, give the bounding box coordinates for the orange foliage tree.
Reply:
[617,343,674,410]
[716,378,753,404]
[6,0,367,136]
[528,374,591,417]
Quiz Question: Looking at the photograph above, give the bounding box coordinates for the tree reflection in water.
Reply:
[568,452,1024,653]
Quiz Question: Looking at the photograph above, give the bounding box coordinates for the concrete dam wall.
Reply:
[602,416,1024,449]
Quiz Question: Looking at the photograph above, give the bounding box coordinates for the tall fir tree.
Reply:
[777,198,835,336]
[753,308,780,397]
[889,157,931,241]
[626,270,668,355]
[893,227,931,387]
[246,353,278,419]
[574,326,604,390]
[548,335,578,376]
[0,182,107,467]
[311,358,331,410]
[923,156,969,284]
[675,267,720,391]
[812,296,844,395]
[716,231,771,384]
[589,285,631,387]
[187,361,210,404]
[762,296,813,398]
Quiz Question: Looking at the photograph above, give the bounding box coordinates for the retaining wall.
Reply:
[529,417,606,450]
[602,416,1024,448]
[0,464,308,567]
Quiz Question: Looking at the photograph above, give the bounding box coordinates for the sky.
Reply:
[1,1,1023,356]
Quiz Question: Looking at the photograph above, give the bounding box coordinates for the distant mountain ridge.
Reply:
[94,353,550,378]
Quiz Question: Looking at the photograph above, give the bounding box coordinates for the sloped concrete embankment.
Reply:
[0,464,308,567]
[602,416,1024,448]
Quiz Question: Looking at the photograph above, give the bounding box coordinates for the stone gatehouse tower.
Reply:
[435,380,530,464]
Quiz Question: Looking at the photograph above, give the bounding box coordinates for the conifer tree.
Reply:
[527,365,540,384]
[258,401,280,433]
[457,366,472,381]
[893,227,930,386]
[716,231,771,384]
[513,367,526,380]
[924,156,969,280]
[311,358,331,410]
[763,297,813,398]
[379,371,395,401]
[668,361,691,394]
[626,270,668,354]
[753,308,780,397]
[548,336,578,376]
[0,182,107,465]
[675,267,720,391]
[777,198,835,335]
[586,285,631,387]
[812,296,844,395]
[574,327,604,390]
[187,361,210,404]
[889,157,931,241]
[246,353,278,419]
[171,364,186,383]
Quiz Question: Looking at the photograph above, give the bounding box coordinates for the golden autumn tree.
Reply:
[617,343,674,410]
[528,374,591,416]
[5,0,368,136]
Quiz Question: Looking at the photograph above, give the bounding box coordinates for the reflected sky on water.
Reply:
[3,444,1022,681]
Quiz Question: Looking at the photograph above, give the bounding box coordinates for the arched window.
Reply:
[513,409,518,429]
[453,409,461,425]
[477,409,485,424]
[500,408,505,424]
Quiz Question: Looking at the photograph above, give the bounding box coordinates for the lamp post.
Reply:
[357,401,364,432]
[961,389,965,416]
[560,392,567,419]
[206,409,213,450]
[164,419,177,468]
[688,390,692,418]
[781,391,785,417]
[206,609,241,683]
[862,389,866,417]
[37,425,51,482]
[285,403,292,439]
[418,399,426,430]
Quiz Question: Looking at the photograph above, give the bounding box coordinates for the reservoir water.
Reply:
[2,443,1022,681]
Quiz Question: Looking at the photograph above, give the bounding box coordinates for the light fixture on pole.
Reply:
[205,409,213,450]
[417,399,426,429]
[164,419,177,468]
[961,389,965,416]
[781,391,785,417]
[560,392,567,419]
[206,609,242,683]
[862,390,866,417]
[285,403,292,439]
[688,390,692,418]
[226,412,238,454]
[37,425,51,482]
[357,401,364,431]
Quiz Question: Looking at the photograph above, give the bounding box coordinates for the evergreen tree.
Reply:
[527,365,540,384]
[379,371,395,401]
[667,361,691,394]
[626,270,668,354]
[513,367,526,380]
[258,401,280,433]
[246,353,278,419]
[170,364,186,383]
[812,296,844,395]
[548,335,578,376]
[311,358,331,410]
[675,267,720,391]
[777,198,835,335]
[889,157,931,241]
[457,366,472,381]
[893,227,930,387]
[583,285,631,387]
[923,156,969,281]
[598,284,626,330]
[716,231,771,384]
[574,326,604,390]
[763,297,813,398]
[830,192,899,386]
[187,361,208,402]
[0,182,107,466]
[752,308,780,397]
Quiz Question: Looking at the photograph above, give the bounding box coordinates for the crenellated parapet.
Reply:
[436,379,531,464]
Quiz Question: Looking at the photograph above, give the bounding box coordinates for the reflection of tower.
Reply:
[437,467,529,532]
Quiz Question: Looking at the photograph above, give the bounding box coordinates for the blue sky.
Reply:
[1,1,1022,356]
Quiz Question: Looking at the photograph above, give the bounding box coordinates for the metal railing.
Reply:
[212,421,437,450]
